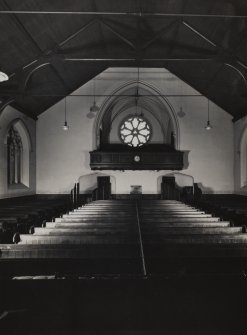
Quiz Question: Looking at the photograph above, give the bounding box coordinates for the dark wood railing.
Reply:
[70,182,80,209]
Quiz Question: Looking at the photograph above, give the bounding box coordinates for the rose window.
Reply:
[120,116,151,147]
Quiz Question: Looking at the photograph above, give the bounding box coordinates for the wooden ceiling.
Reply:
[1,0,247,121]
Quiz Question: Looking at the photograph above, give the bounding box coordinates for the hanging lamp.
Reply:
[63,97,69,131]
[0,71,8,82]
[177,106,185,118]
[134,67,141,116]
[205,99,213,130]
[177,79,185,118]
[90,78,100,113]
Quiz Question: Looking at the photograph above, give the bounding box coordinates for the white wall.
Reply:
[37,68,234,194]
[0,105,36,198]
[79,172,116,194]
[234,115,247,194]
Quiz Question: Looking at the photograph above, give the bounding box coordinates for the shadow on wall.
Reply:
[183,151,190,170]
[79,172,116,194]
[197,182,214,194]
[82,151,91,170]
[239,186,247,195]
[157,172,194,194]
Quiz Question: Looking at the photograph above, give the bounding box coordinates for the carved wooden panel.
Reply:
[90,150,184,170]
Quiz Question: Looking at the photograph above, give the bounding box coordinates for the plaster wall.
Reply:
[37,68,234,194]
[234,115,247,195]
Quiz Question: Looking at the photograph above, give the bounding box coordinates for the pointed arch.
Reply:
[4,118,31,187]
[240,126,247,188]
[93,80,180,150]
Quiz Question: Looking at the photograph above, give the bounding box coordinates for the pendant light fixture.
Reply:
[177,106,185,118]
[90,78,100,113]
[134,67,140,116]
[63,97,69,131]
[177,79,185,118]
[205,98,213,130]
[0,71,8,82]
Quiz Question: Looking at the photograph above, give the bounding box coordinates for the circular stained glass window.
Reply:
[119,116,151,147]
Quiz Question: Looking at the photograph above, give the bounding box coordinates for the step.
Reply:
[141,222,230,228]
[142,227,242,235]
[19,235,138,245]
[3,243,247,260]
[0,249,141,261]
[46,222,133,228]
[142,217,221,222]
[83,205,135,208]
[56,218,136,223]
[72,210,136,214]
[79,204,135,207]
[140,214,213,218]
[34,227,137,235]
[143,234,247,244]
[64,213,136,217]
[139,209,206,214]
[140,204,194,207]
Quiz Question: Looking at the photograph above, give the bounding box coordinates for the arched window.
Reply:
[119,116,151,147]
[7,126,23,185]
[240,127,247,189]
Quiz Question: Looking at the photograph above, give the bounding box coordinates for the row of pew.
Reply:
[1,199,247,277]
[190,194,247,228]
[0,196,71,243]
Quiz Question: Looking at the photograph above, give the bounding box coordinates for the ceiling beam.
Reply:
[100,19,136,50]
[2,0,42,53]
[0,10,246,18]
[181,17,247,100]
[6,19,99,80]
[142,19,179,50]
[168,0,188,56]
[56,19,98,50]
[225,63,247,91]
[182,20,247,71]
[182,21,217,47]
[0,93,204,97]
[63,57,213,62]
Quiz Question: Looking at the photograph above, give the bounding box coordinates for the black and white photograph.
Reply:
[0,1,247,334]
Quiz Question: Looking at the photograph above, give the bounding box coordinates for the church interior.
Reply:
[1,1,247,334]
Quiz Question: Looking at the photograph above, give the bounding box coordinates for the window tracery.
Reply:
[119,116,151,147]
[7,126,22,185]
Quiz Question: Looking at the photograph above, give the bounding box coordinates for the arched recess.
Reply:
[240,126,247,188]
[79,172,116,194]
[93,80,180,149]
[157,172,194,193]
[4,118,32,187]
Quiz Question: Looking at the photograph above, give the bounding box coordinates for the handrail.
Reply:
[70,182,80,209]
[135,200,147,276]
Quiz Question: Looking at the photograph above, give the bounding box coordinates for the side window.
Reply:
[240,127,247,189]
[7,126,23,185]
